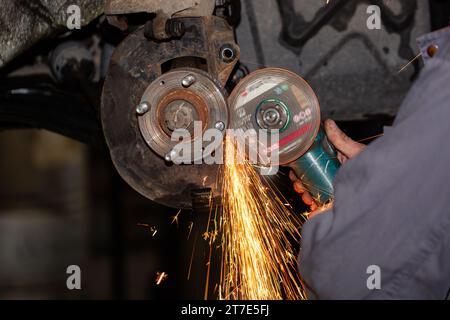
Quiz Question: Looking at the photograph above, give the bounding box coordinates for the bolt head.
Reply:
[215,121,225,131]
[182,75,196,88]
[165,150,177,162]
[136,102,150,115]
[168,20,185,37]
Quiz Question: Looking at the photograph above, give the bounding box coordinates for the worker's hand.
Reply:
[290,119,365,216]
[290,170,319,212]
[323,119,365,164]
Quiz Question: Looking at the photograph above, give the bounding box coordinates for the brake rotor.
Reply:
[137,69,228,164]
[101,17,238,208]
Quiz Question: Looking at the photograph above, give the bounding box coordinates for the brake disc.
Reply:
[101,17,239,208]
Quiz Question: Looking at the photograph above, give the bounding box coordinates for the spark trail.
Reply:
[219,137,306,300]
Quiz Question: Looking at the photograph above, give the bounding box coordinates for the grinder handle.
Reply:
[287,126,341,205]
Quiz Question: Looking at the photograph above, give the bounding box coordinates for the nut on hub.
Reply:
[256,99,290,131]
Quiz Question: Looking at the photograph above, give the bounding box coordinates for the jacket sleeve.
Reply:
[299,29,450,300]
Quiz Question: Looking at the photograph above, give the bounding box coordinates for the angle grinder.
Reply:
[228,67,341,204]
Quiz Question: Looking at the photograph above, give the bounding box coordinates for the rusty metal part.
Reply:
[156,89,208,136]
[137,69,228,162]
[106,15,128,31]
[0,0,105,68]
[101,16,239,208]
[144,13,186,41]
[105,0,215,17]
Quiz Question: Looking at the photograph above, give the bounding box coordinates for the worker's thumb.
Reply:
[324,119,365,159]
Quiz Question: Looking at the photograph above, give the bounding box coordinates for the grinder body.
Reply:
[288,126,340,204]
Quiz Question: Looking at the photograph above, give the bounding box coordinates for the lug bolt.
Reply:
[165,149,177,162]
[215,121,225,131]
[136,102,150,115]
[182,75,196,88]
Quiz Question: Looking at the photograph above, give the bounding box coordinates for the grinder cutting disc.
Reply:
[228,68,321,165]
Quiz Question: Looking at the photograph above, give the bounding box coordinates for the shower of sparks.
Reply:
[155,272,168,285]
[219,136,307,300]
[304,201,333,219]
[137,223,158,237]
[203,203,221,299]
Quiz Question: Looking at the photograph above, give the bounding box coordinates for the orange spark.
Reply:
[155,272,168,285]
[171,210,181,227]
[398,52,422,73]
[137,223,158,237]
